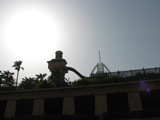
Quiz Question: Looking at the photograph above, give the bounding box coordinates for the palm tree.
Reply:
[1,70,15,86]
[12,60,24,87]
[35,73,47,82]
[19,77,36,89]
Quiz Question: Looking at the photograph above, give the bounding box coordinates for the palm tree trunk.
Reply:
[16,70,19,88]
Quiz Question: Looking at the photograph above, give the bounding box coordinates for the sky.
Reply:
[0,0,160,84]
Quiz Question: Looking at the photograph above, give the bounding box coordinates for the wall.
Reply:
[0,79,160,119]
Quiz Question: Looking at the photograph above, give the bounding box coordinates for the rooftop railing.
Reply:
[90,67,160,78]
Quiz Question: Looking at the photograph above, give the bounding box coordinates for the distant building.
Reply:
[90,51,110,77]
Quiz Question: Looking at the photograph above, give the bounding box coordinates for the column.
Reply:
[128,92,143,111]
[62,97,75,115]
[32,99,44,116]
[95,95,108,116]
[4,100,16,118]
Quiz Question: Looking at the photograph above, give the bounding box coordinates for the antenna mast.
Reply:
[99,51,101,63]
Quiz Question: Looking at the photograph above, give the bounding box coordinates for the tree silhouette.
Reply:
[1,70,14,86]
[19,77,36,89]
[35,80,56,89]
[12,60,24,87]
[0,71,2,87]
[35,73,47,82]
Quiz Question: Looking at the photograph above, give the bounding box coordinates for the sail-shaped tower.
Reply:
[90,51,110,77]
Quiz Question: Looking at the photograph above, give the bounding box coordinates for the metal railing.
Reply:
[90,67,160,78]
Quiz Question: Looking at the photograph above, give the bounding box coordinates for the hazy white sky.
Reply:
[0,0,160,83]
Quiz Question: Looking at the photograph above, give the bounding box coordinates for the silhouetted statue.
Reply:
[47,50,87,87]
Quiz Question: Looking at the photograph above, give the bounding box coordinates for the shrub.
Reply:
[35,80,56,89]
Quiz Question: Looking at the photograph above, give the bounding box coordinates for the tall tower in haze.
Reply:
[90,51,110,77]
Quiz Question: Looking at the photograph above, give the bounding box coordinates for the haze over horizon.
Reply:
[0,0,160,84]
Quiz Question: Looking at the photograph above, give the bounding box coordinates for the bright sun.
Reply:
[3,7,59,62]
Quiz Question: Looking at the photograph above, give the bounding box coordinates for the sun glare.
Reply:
[3,7,59,62]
